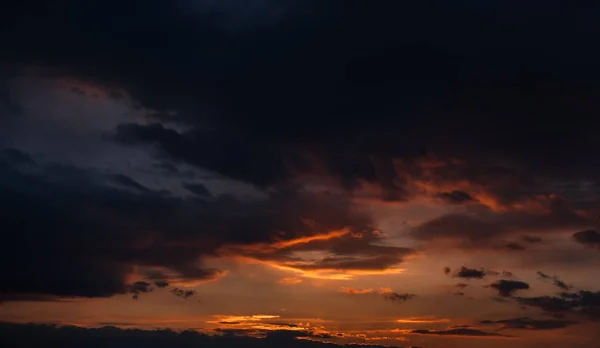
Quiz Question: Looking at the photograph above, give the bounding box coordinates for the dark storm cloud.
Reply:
[480,317,577,331]
[4,0,600,198]
[573,230,600,249]
[0,148,214,298]
[110,174,152,193]
[153,162,179,174]
[489,280,530,297]
[183,182,212,197]
[113,123,292,188]
[0,148,389,300]
[0,323,396,348]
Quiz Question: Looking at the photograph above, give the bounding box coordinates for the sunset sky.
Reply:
[3,1,600,348]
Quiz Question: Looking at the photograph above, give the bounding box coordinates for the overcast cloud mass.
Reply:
[3,1,600,347]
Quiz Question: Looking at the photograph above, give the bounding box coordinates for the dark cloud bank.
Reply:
[0,148,396,300]
[0,323,405,348]
[3,0,600,306]
[4,0,600,197]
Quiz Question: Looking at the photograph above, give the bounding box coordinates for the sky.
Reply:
[2,1,600,347]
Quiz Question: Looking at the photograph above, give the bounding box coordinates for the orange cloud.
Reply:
[248,257,406,280]
[338,287,393,295]
[396,317,450,324]
[225,229,351,255]
[272,229,351,249]
[209,314,281,324]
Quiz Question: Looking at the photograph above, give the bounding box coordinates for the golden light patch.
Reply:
[338,287,393,295]
[256,259,405,280]
[395,317,451,324]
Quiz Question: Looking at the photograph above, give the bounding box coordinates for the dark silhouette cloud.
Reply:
[537,272,571,291]
[480,317,577,330]
[516,288,600,321]
[501,271,514,278]
[435,190,476,204]
[3,0,600,201]
[410,328,508,337]
[1,3,600,345]
[489,280,530,297]
[129,281,157,299]
[455,267,486,279]
[383,292,417,303]
[154,281,169,288]
[573,230,600,249]
[0,148,404,300]
[0,322,397,348]
[170,288,196,300]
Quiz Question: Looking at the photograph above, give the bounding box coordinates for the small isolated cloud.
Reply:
[501,271,514,278]
[489,280,530,297]
[170,288,196,299]
[128,281,154,300]
[455,267,486,279]
[573,230,600,248]
[154,281,170,288]
[383,292,417,303]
